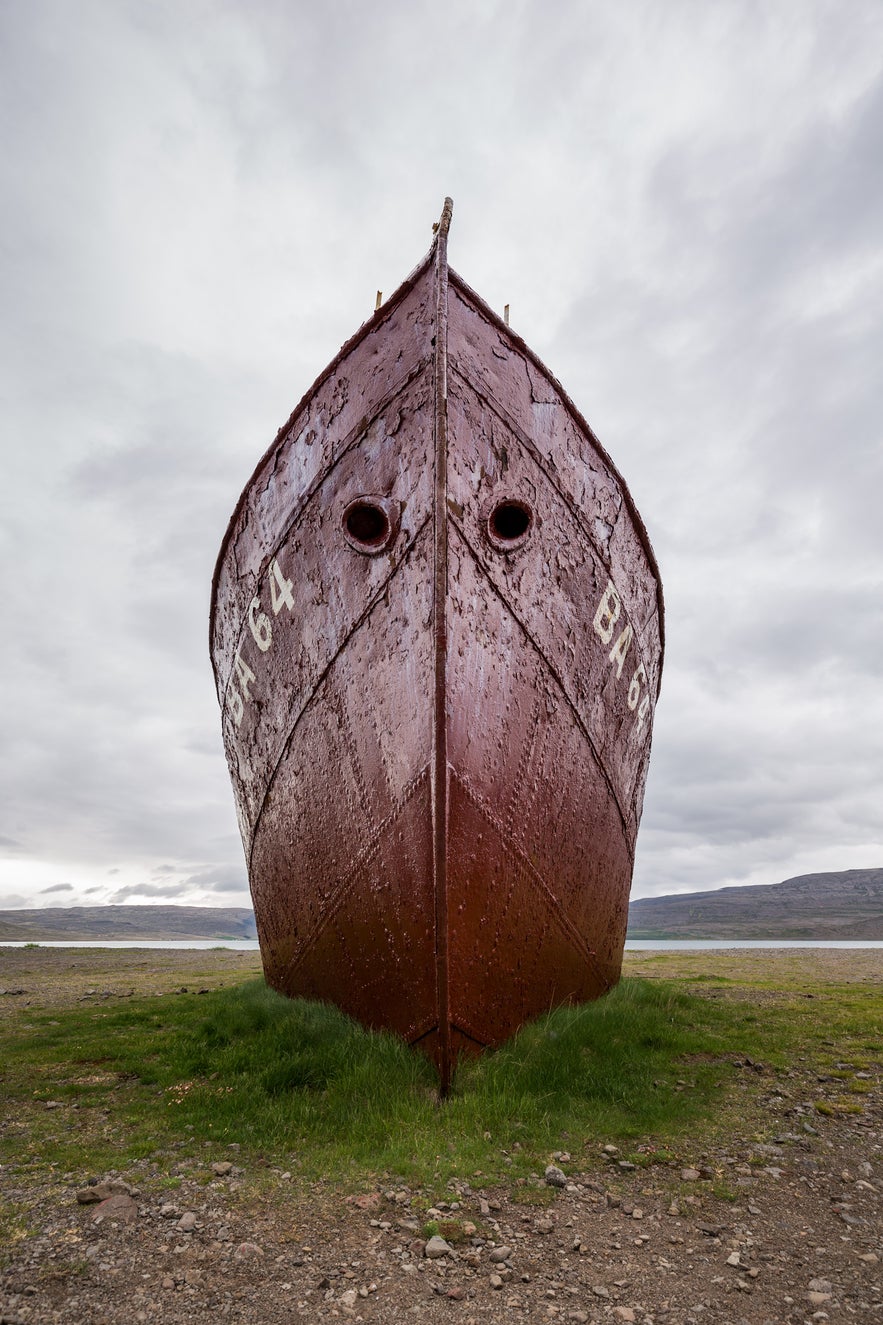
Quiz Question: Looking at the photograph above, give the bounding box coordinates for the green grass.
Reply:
[0,1194,31,1251]
[1,974,880,1191]
[510,1183,557,1207]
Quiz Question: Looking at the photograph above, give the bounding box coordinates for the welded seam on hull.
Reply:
[432,198,454,1094]
[276,762,431,982]
[447,359,660,697]
[213,357,433,704]
[409,1021,486,1051]
[245,515,433,863]
[504,691,544,839]
[447,518,637,857]
[451,769,612,992]
[515,716,553,841]
[335,691,380,838]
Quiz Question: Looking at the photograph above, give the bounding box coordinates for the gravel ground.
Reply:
[1,947,881,1325]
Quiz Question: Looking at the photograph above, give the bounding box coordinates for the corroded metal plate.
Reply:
[210,201,664,1090]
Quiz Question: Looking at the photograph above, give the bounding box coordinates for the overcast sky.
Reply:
[1,0,881,913]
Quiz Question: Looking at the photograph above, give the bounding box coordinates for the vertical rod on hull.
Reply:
[432,197,454,1096]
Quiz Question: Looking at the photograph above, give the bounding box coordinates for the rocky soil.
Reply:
[2,1112,882,1325]
[1,948,881,1324]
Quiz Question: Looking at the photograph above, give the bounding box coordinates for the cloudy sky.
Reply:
[1,0,881,913]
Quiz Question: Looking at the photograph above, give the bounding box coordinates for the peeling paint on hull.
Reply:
[209,201,664,1091]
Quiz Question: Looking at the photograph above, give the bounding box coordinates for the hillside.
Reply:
[628,868,883,939]
[0,905,257,942]
[2,870,882,943]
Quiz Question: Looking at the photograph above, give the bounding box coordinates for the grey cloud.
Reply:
[106,882,188,904]
[0,893,33,910]
[39,883,75,894]
[106,863,248,905]
[179,864,249,894]
[2,0,882,912]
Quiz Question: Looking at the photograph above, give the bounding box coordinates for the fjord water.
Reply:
[2,938,883,950]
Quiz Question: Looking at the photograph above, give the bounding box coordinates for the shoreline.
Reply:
[1,943,881,1008]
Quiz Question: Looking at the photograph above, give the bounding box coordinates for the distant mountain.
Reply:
[628,868,883,939]
[0,905,257,942]
[4,872,881,943]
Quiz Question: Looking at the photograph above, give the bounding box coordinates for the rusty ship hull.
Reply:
[210,201,664,1090]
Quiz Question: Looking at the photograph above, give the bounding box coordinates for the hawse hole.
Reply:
[487,498,532,547]
[342,497,399,555]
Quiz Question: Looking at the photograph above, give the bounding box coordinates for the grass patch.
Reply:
[422,1217,473,1243]
[1,971,880,1191]
[0,1196,31,1269]
[510,1184,557,1207]
[816,1096,868,1116]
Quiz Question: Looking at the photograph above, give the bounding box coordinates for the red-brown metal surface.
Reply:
[209,200,664,1091]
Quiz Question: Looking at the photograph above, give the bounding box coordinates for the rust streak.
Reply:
[282,765,430,979]
[452,770,610,990]
[448,517,636,856]
[246,515,432,864]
